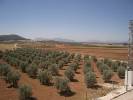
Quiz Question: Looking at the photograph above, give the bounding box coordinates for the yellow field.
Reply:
[0,43,15,51]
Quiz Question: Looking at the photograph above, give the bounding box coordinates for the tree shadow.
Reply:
[87,84,102,89]
[75,71,80,74]
[57,73,62,77]
[47,82,54,86]
[30,76,37,79]
[29,96,37,100]
[108,80,119,84]
[60,68,66,70]
[71,79,79,82]
[7,84,19,88]
[59,91,76,97]
[7,84,12,88]
[41,82,54,87]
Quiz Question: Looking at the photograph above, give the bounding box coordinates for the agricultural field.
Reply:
[0,42,127,100]
[19,42,128,60]
[0,43,16,51]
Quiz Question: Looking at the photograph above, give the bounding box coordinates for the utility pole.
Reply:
[126,20,133,91]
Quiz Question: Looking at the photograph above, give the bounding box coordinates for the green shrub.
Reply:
[75,54,81,61]
[62,57,68,64]
[48,64,59,76]
[121,62,127,68]
[96,60,103,69]
[85,72,97,88]
[54,77,71,94]
[69,63,78,72]
[111,62,118,72]
[7,70,20,87]
[117,66,125,78]
[58,60,64,69]
[84,61,91,68]
[84,55,91,61]
[92,56,97,62]
[64,67,75,81]
[20,62,28,73]
[104,58,109,64]
[103,70,113,82]
[39,61,49,69]
[104,59,112,67]
[38,70,52,85]
[99,64,110,74]
[19,84,32,100]
[26,64,38,78]
[83,62,92,74]
[0,64,11,77]
[70,53,75,59]
[116,60,121,66]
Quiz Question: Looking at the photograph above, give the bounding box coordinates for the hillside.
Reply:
[0,34,27,41]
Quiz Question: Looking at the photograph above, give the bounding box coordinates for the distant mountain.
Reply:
[35,37,75,43]
[53,38,75,42]
[0,34,27,41]
[85,39,128,44]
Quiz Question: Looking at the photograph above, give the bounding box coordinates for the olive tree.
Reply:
[48,64,59,76]
[83,62,92,74]
[99,64,110,74]
[26,64,38,78]
[38,70,52,85]
[64,67,75,81]
[58,60,64,69]
[92,56,97,62]
[7,70,20,87]
[117,66,125,79]
[0,64,11,77]
[85,72,97,88]
[103,70,113,82]
[54,77,71,94]
[20,62,28,73]
[96,60,103,69]
[69,63,79,72]
[111,61,118,72]
[19,84,32,100]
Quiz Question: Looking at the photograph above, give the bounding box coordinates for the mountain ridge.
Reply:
[0,34,27,41]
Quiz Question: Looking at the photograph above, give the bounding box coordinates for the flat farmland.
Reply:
[49,44,128,61]
[19,43,128,60]
[0,43,15,51]
[0,43,127,100]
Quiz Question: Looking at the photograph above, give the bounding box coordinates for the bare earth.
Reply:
[50,45,128,61]
[0,44,127,100]
[0,79,19,100]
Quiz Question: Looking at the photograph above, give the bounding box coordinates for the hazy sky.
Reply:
[0,0,133,42]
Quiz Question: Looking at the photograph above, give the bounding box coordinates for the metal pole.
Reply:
[126,69,128,91]
[126,21,132,91]
[126,21,131,91]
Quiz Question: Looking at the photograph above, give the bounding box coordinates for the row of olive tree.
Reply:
[97,58,126,79]
[0,63,20,88]
[96,60,113,82]
[83,56,97,88]
[1,48,76,97]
